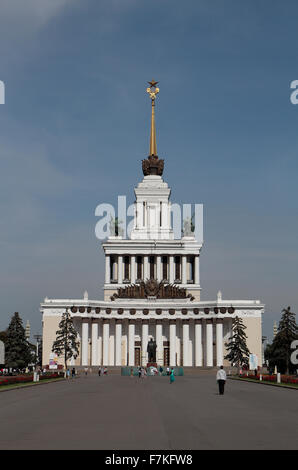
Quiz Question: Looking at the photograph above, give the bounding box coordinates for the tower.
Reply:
[102,81,202,301]
[40,80,264,370]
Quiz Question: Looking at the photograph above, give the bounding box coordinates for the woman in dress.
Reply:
[170,368,175,384]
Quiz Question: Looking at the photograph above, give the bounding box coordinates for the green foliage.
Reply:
[52,309,80,369]
[266,307,297,374]
[5,312,34,368]
[224,316,250,368]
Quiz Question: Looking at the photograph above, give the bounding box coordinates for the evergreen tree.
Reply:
[52,309,79,369]
[224,316,250,369]
[5,312,33,369]
[267,307,297,374]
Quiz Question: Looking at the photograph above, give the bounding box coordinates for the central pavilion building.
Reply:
[41,82,264,369]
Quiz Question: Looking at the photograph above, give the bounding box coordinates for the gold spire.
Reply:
[146,80,159,156]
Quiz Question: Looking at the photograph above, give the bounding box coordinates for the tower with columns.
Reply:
[41,81,264,369]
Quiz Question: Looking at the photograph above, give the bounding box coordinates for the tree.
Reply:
[52,309,80,370]
[225,316,250,370]
[266,307,297,374]
[5,312,33,369]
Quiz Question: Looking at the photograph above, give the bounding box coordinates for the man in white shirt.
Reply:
[216,366,227,395]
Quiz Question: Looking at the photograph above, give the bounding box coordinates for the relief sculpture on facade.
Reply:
[110,279,195,301]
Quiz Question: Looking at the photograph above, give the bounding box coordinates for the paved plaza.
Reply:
[0,374,297,450]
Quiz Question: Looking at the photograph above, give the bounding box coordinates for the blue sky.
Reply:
[0,0,297,340]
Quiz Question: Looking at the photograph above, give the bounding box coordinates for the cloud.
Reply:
[0,123,76,246]
[0,0,72,30]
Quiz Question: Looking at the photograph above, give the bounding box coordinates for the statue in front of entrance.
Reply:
[147,338,157,363]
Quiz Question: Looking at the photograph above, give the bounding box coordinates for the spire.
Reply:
[142,80,164,177]
[147,80,159,156]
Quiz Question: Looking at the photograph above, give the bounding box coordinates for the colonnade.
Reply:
[105,254,200,285]
[80,318,224,368]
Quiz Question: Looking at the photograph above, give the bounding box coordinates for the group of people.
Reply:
[97,366,108,376]
[65,363,227,394]
[65,367,76,379]
[132,365,175,383]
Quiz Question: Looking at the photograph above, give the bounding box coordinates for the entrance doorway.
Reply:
[134,348,141,366]
[163,347,169,366]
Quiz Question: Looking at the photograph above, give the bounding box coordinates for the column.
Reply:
[118,255,123,284]
[105,255,110,284]
[136,202,142,228]
[169,321,176,367]
[102,320,109,366]
[183,320,189,366]
[143,255,149,281]
[128,321,135,366]
[91,321,98,366]
[98,320,102,365]
[156,255,161,282]
[161,202,168,228]
[195,320,203,367]
[156,321,163,365]
[194,255,200,285]
[81,320,89,366]
[182,255,187,284]
[206,320,213,367]
[115,320,122,366]
[169,255,174,283]
[141,321,149,366]
[216,320,224,367]
[131,255,136,283]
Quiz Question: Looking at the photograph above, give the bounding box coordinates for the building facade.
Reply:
[41,81,264,368]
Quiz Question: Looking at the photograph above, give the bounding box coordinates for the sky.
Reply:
[0,0,297,341]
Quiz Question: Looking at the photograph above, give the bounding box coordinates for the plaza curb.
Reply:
[229,376,298,390]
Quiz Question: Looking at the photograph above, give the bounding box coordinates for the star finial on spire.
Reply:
[148,79,159,88]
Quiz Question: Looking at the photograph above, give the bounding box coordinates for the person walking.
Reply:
[71,367,76,378]
[216,366,227,395]
[98,367,101,377]
[170,368,175,384]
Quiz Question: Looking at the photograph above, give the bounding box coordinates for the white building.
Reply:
[41,81,264,369]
